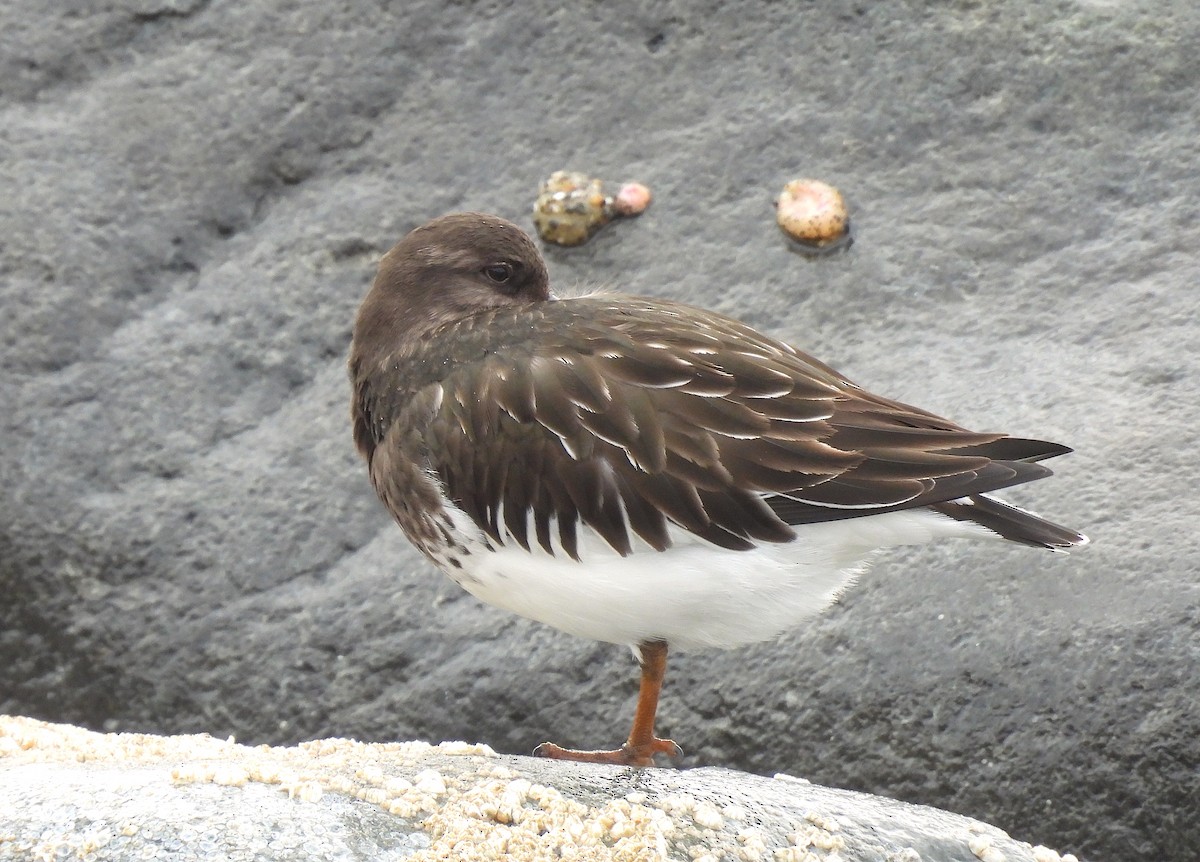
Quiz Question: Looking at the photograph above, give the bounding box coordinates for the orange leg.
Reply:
[534,640,682,767]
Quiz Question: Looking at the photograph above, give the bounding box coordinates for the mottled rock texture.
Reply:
[2,3,1197,861]
[0,716,1079,862]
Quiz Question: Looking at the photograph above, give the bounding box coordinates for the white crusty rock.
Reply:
[0,716,1083,862]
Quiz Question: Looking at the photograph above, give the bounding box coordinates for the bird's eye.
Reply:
[483,262,514,284]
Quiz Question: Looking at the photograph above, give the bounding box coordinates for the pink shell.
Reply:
[612,182,652,217]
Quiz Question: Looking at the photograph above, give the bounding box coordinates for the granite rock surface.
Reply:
[3,3,1198,861]
[0,716,1081,862]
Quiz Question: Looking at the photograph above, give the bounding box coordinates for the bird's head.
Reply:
[353,213,551,355]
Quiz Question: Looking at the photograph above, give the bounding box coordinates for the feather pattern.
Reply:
[355,293,1084,560]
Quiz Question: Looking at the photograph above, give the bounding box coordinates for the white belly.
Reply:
[428,504,988,651]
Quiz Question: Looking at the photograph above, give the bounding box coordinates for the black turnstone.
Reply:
[349,212,1087,767]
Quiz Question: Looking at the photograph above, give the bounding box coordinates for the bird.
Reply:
[348,212,1086,767]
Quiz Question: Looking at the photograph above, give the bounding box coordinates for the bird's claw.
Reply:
[533,737,682,767]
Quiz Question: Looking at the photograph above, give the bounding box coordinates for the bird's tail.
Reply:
[931,494,1088,551]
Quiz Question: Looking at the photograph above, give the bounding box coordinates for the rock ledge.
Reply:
[0,716,1082,862]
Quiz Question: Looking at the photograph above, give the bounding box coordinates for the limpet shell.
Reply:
[775,179,850,250]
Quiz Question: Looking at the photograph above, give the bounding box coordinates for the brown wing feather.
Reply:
[364,295,1073,556]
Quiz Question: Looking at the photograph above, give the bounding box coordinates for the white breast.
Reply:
[428,502,990,651]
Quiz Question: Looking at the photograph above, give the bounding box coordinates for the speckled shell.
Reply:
[532,171,613,246]
[775,179,850,249]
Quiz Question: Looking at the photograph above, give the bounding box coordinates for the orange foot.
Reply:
[533,737,683,768]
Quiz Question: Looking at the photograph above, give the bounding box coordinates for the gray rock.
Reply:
[0,716,1080,862]
[2,2,1197,861]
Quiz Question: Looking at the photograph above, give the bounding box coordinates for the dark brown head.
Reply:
[351,213,551,361]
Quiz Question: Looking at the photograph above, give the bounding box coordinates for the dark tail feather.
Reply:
[942,438,1073,463]
[932,494,1088,551]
